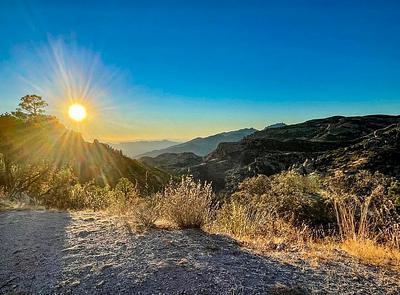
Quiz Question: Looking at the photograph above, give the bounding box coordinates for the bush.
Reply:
[130,197,160,229]
[213,199,268,237]
[158,175,214,228]
[213,173,317,244]
[31,166,78,209]
[74,181,113,211]
[324,170,400,247]
[389,181,400,213]
[7,162,51,201]
[111,177,140,214]
[232,172,333,227]
[115,177,138,202]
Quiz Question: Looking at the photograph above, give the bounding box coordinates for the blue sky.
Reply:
[1,0,400,141]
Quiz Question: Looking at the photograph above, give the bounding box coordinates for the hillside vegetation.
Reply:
[0,96,169,210]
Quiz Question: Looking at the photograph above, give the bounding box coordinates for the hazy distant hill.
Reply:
[138,128,257,158]
[110,140,180,158]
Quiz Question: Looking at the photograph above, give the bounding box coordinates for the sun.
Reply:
[68,104,87,122]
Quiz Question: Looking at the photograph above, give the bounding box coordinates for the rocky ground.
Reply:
[1,210,399,294]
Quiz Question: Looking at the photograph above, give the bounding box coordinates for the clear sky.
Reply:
[1,0,400,141]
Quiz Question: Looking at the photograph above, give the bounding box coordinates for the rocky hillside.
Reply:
[186,115,400,191]
[138,128,257,158]
[303,123,400,177]
[247,115,400,141]
[0,114,169,191]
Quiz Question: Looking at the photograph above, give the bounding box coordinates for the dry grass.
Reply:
[324,171,400,246]
[158,175,215,228]
[208,171,400,270]
[340,239,400,270]
[0,198,45,211]
[210,199,311,248]
[0,189,45,211]
[109,176,216,231]
[106,178,161,231]
[129,198,160,230]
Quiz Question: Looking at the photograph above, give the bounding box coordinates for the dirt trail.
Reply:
[0,210,399,294]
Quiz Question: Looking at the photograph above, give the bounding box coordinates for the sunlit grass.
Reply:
[341,239,400,270]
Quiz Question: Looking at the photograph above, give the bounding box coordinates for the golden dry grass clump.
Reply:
[324,170,400,248]
[157,175,215,228]
[212,172,329,245]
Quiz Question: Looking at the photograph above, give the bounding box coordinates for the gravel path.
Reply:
[0,210,399,294]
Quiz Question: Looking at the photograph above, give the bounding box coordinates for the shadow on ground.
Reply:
[0,210,399,294]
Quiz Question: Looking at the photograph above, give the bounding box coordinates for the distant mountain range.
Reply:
[137,128,258,158]
[138,115,400,192]
[110,140,180,158]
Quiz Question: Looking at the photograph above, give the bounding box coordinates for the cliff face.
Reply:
[188,115,400,191]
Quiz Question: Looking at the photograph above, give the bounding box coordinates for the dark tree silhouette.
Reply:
[15,95,48,116]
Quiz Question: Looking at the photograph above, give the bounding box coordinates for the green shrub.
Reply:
[389,181,400,213]
[233,172,333,227]
[31,166,78,209]
[115,177,138,202]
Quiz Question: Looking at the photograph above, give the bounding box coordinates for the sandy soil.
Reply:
[0,210,399,294]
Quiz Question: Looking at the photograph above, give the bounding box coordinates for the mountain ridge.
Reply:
[109,140,180,158]
[147,114,400,191]
[137,128,257,158]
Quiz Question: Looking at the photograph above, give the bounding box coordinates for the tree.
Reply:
[15,95,48,117]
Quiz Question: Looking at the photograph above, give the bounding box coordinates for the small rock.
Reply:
[276,243,287,251]
[96,280,105,288]
[177,258,189,266]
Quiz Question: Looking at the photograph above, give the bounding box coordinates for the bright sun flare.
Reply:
[68,104,87,122]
